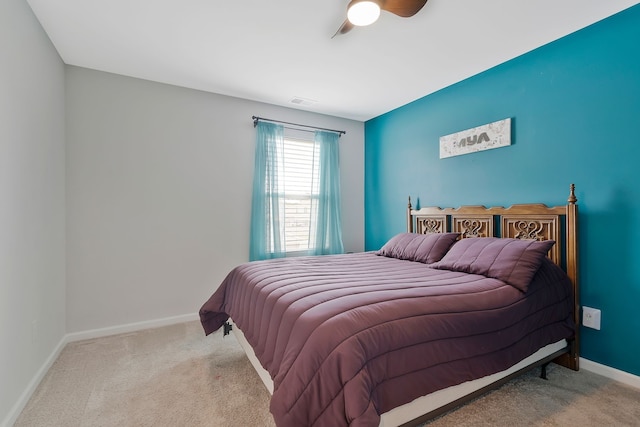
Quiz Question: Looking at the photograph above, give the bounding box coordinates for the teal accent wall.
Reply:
[365,5,640,376]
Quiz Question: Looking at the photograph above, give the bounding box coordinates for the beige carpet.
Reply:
[14,321,640,427]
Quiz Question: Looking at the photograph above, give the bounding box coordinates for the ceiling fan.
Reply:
[332,0,429,38]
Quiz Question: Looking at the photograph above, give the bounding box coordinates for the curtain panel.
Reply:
[312,130,344,255]
[249,122,285,261]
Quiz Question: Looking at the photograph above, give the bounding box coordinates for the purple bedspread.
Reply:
[199,252,574,427]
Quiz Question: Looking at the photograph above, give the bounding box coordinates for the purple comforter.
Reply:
[199,252,574,427]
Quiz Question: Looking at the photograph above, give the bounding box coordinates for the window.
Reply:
[250,121,343,261]
[279,136,320,254]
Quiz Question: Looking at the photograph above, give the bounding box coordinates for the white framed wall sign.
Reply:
[439,118,511,159]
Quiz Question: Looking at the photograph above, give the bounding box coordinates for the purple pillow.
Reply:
[430,237,555,292]
[377,232,460,264]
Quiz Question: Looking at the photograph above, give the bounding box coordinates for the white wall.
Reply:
[65,66,364,333]
[0,0,66,423]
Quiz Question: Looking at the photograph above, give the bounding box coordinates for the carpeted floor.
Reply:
[14,321,640,426]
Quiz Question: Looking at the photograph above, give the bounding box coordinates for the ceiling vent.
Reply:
[289,97,318,107]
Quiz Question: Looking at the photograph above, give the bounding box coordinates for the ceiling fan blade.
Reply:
[331,19,354,38]
[381,0,428,18]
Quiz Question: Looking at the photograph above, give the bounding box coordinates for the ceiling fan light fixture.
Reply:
[347,0,381,26]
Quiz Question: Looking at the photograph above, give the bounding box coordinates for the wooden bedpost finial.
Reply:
[568,184,577,204]
[407,197,414,233]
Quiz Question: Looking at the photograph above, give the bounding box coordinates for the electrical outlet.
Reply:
[582,306,601,330]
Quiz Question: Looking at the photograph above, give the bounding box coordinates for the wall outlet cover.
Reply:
[583,306,601,330]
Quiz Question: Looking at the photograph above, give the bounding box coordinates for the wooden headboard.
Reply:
[407,184,579,370]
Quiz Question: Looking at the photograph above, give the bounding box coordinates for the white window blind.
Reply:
[280,137,319,253]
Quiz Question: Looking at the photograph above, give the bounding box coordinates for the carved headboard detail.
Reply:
[407,184,579,370]
[415,216,446,234]
[452,215,493,238]
[502,215,560,264]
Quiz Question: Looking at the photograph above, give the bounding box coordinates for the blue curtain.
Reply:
[249,122,285,261]
[312,130,344,255]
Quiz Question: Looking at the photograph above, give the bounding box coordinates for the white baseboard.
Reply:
[65,313,199,343]
[1,336,67,427]
[1,313,199,427]
[580,357,640,390]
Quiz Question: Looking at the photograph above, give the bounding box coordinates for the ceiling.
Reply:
[27,0,639,122]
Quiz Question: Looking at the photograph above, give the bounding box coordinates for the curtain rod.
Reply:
[252,116,346,136]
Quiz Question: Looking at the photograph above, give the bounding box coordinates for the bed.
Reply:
[199,184,580,427]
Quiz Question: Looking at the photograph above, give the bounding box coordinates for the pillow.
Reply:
[376,233,417,260]
[430,237,555,292]
[377,232,460,264]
